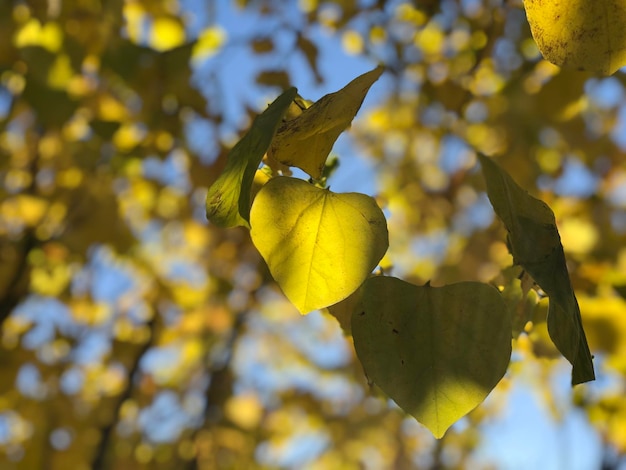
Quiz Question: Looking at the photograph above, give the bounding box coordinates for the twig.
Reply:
[0,231,36,329]
[90,316,158,470]
[186,310,247,470]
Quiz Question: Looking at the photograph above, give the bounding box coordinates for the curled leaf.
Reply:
[478,154,594,384]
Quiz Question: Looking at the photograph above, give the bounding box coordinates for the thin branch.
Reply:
[186,311,247,470]
[0,230,36,327]
[0,141,41,328]
[90,316,158,470]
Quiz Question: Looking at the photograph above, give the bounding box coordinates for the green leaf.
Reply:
[268,66,384,179]
[478,154,595,384]
[205,87,297,228]
[249,177,388,314]
[352,277,511,439]
[523,0,626,75]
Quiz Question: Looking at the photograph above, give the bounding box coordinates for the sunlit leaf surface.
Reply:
[250,177,388,313]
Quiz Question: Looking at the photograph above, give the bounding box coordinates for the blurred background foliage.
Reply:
[1,0,626,469]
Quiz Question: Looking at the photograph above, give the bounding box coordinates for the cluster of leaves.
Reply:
[206,62,594,437]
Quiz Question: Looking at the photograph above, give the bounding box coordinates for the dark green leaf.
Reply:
[205,87,297,228]
[478,154,595,384]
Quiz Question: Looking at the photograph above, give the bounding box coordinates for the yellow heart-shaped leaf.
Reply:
[250,177,388,314]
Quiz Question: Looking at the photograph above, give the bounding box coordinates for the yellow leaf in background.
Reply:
[57,167,84,188]
[558,217,599,256]
[2,316,33,348]
[38,133,62,160]
[120,400,139,421]
[38,21,63,52]
[2,195,48,227]
[150,17,186,52]
[183,220,211,249]
[415,23,445,56]
[100,365,126,396]
[3,72,25,96]
[123,3,146,44]
[370,25,387,44]
[71,300,112,326]
[113,317,134,342]
[171,283,211,309]
[342,30,364,55]
[30,265,71,297]
[608,408,626,451]
[113,123,145,151]
[47,54,74,90]
[205,305,234,334]
[469,60,505,96]
[155,131,174,152]
[225,393,263,430]
[14,18,40,47]
[395,3,427,25]
[156,187,183,218]
[181,339,204,367]
[192,25,227,62]
[250,177,388,314]
[127,179,156,213]
[556,96,587,122]
[62,114,91,142]
[98,95,128,121]
[364,108,391,132]
[178,310,205,336]
[578,295,626,363]
[523,0,626,75]
[14,19,62,52]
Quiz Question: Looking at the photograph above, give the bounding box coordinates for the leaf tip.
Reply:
[420,417,450,439]
[571,361,595,386]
